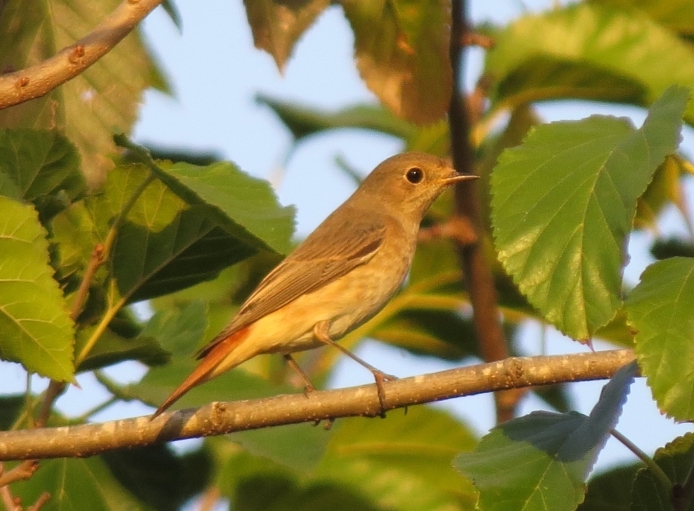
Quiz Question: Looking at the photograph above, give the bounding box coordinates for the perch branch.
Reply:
[0,350,636,461]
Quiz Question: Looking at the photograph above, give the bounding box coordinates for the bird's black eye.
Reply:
[406,167,424,184]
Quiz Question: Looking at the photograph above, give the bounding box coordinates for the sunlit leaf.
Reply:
[0,197,74,381]
[486,3,694,122]
[625,257,694,420]
[491,86,686,339]
[243,0,330,71]
[341,0,452,123]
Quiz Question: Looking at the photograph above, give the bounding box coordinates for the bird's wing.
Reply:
[198,208,386,357]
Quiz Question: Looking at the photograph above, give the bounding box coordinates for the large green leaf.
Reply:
[0,197,74,381]
[0,0,156,186]
[75,325,168,373]
[576,464,640,511]
[625,257,694,421]
[341,0,451,124]
[592,0,694,35]
[12,457,154,511]
[0,129,85,218]
[485,3,694,123]
[243,0,330,71]
[316,406,478,511]
[491,86,686,339]
[456,363,636,511]
[139,300,208,357]
[86,163,293,303]
[156,160,296,254]
[101,445,212,511]
[631,433,694,511]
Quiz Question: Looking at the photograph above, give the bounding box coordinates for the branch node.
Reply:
[69,45,86,65]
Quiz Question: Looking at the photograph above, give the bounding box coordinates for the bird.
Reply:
[152,152,477,418]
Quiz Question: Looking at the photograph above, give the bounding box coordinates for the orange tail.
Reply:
[151,327,250,419]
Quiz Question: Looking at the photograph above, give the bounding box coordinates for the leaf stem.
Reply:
[611,428,671,492]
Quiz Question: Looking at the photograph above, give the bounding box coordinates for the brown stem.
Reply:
[460,31,495,49]
[0,460,39,487]
[0,350,635,460]
[27,492,51,511]
[448,0,516,423]
[0,0,163,110]
[70,244,105,321]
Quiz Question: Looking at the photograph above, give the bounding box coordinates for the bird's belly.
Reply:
[249,251,410,355]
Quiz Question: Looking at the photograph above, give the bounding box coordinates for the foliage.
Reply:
[1,1,694,511]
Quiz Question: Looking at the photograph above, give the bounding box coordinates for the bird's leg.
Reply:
[313,321,396,416]
[283,354,316,395]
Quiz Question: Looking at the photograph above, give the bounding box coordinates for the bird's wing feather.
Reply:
[198,207,386,358]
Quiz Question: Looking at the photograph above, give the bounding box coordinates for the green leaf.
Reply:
[12,457,154,511]
[485,3,694,122]
[650,238,694,259]
[90,164,285,303]
[625,257,694,420]
[592,0,694,36]
[491,86,687,339]
[372,308,477,360]
[631,433,694,511]
[49,200,101,285]
[243,0,330,71]
[316,406,478,511]
[456,363,636,511]
[0,0,157,185]
[341,0,452,124]
[155,160,296,254]
[139,300,208,357]
[0,129,85,218]
[0,197,74,381]
[0,395,25,430]
[101,445,212,511]
[577,464,639,511]
[213,446,382,511]
[75,325,168,373]
[257,95,417,142]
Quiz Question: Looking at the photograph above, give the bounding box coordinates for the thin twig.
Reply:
[0,350,635,460]
[70,244,105,321]
[27,492,51,511]
[0,0,163,110]
[0,460,39,487]
[611,428,671,491]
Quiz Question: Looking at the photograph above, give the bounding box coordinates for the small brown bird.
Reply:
[153,152,477,418]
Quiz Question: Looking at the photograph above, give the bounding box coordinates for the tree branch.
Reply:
[0,350,636,461]
[0,0,163,110]
[448,0,515,422]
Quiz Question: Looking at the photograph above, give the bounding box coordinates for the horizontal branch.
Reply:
[0,0,162,110]
[0,349,636,461]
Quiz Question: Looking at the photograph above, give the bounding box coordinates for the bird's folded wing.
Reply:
[198,208,386,357]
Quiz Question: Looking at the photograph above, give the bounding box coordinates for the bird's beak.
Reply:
[442,173,479,185]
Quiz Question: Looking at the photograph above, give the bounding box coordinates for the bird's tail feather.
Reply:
[151,327,250,419]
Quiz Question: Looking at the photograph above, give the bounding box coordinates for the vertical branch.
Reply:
[447,0,519,423]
